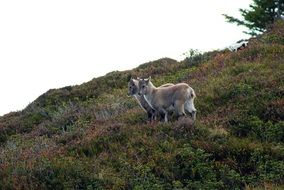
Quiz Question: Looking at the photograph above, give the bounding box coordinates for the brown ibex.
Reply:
[128,77,173,121]
[138,77,196,122]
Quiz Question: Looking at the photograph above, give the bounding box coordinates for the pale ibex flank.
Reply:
[138,77,196,122]
[128,77,173,121]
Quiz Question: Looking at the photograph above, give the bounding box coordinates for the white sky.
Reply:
[0,0,252,116]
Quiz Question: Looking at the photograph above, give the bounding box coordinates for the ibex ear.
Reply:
[145,76,151,84]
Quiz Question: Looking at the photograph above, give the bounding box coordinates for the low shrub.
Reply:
[230,116,284,143]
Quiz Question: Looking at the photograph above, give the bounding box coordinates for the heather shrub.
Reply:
[230,116,284,142]
[1,21,284,189]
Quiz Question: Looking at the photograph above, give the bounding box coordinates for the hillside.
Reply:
[0,21,284,189]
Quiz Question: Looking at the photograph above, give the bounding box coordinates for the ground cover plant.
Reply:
[0,20,284,190]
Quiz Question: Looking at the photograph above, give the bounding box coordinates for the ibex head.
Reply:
[127,77,139,96]
[138,76,151,96]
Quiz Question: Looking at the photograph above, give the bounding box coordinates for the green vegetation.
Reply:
[223,0,284,35]
[0,21,284,189]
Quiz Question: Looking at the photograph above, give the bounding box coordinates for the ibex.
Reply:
[128,77,173,121]
[138,77,196,122]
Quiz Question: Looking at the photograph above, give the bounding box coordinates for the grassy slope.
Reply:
[0,21,284,189]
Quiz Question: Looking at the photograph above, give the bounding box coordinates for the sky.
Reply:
[0,0,252,116]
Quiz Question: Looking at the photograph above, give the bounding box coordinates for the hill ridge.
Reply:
[0,20,284,189]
